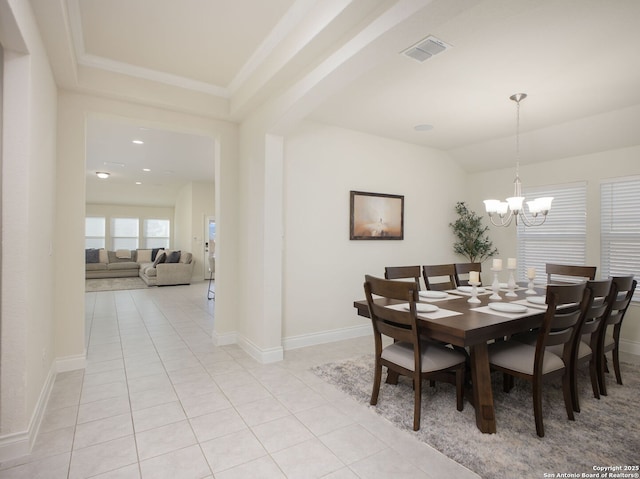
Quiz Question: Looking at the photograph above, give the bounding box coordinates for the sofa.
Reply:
[138,249,194,286]
[85,248,195,286]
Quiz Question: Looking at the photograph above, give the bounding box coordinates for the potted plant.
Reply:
[449,201,498,262]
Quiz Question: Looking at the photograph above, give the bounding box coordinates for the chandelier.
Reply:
[483,93,553,227]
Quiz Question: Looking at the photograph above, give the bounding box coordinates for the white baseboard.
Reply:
[620,338,640,356]
[56,353,86,373]
[237,335,283,364]
[282,324,372,351]
[212,330,237,346]
[0,363,56,462]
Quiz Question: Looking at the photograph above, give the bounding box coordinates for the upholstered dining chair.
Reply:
[422,264,457,291]
[363,275,466,431]
[546,263,597,284]
[598,276,637,396]
[384,265,421,289]
[454,262,482,286]
[489,282,590,437]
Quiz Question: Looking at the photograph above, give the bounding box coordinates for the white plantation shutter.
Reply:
[517,182,587,284]
[601,177,640,301]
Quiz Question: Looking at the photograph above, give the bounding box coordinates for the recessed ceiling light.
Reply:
[132,140,144,145]
[135,181,142,185]
[96,172,110,179]
[414,124,434,131]
[142,168,151,172]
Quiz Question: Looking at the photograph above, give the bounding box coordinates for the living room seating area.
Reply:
[85,248,194,286]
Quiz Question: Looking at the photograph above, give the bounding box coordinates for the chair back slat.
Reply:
[546,263,597,284]
[422,264,457,291]
[535,283,589,367]
[454,262,482,286]
[580,279,613,336]
[384,265,421,286]
[605,276,637,326]
[364,275,420,344]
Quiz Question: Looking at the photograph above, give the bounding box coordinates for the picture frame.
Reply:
[350,190,404,240]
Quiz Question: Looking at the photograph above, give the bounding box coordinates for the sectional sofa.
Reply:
[85,248,194,286]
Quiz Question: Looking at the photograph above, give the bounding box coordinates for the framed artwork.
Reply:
[350,190,404,240]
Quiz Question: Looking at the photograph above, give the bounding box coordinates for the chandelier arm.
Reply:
[489,210,514,227]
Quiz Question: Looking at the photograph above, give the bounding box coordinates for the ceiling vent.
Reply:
[402,35,451,62]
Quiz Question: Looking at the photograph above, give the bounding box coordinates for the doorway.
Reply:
[204,216,216,280]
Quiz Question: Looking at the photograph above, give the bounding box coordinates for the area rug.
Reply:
[85,277,148,292]
[312,355,639,478]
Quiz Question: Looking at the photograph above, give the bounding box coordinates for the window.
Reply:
[517,182,587,284]
[111,217,139,250]
[601,176,640,301]
[144,219,170,248]
[85,217,106,249]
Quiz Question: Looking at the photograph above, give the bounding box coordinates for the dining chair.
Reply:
[569,279,614,412]
[597,276,637,396]
[489,282,590,437]
[363,275,466,431]
[384,265,421,289]
[454,262,482,286]
[546,263,597,284]
[422,264,457,291]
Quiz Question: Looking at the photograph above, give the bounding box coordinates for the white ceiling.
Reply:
[29,0,640,205]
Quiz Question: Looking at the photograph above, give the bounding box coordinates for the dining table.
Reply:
[353,283,548,434]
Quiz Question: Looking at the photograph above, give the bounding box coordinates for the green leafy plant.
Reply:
[449,201,498,263]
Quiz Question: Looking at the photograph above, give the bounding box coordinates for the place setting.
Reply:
[387,302,463,319]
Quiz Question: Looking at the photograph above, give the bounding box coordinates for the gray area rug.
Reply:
[312,355,639,478]
[85,277,148,292]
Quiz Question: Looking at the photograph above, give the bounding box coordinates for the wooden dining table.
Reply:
[353,284,547,434]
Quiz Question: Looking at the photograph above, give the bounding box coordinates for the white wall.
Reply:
[281,121,467,348]
[0,0,58,458]
[468,145,640,353]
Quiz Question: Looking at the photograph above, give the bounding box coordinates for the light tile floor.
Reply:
[13,281,639,478]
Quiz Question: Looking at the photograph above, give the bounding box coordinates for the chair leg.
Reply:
[207,272,215,300]
[612,346,623,385]
[413,375,422,431]
[371,362,382,405]
[570,362,580,413]
[598,353,608,396]
[562,372,575,422]
[533,378,545,437]
[589,359,600,400]
[503,373,514,393]
[456,366,464,412]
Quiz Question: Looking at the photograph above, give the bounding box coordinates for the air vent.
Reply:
[402,35,451,63]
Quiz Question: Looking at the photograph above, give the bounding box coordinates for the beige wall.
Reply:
[281,121,467,348]
[1,0,58,455]
[468,145,640,354]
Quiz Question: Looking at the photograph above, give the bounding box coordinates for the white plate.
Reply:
[457,286,486,293]
[403,303,439,313]
[489,302,528,313]
[419,290,448,299]
[527,296,546,305]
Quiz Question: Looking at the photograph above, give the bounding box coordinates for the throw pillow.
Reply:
[137,249,152,263]
[166,251,181,263]
[152,251,166,267]
[85,248,99,263]
[151,248,164,261]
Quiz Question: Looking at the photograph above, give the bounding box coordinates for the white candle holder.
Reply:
[490,269,502,300]
[506,268,518,297]
[468,281,481,304]
[526,279,536,295]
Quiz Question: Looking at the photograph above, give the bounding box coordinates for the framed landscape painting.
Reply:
[350,190,404,240]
